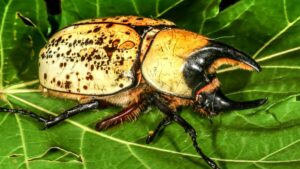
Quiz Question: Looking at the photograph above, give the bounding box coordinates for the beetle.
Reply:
[0,16,267,169]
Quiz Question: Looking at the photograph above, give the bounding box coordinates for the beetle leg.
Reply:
[0,100,107,129]
[95,101,148,131]
[152,97,220,169]
[146,116,172,144]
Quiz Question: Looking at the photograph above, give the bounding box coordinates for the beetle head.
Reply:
[183,41,267,115]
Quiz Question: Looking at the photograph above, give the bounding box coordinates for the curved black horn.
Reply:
[183,41,261,93]
[186,41,261,73]
[200,89,267,113]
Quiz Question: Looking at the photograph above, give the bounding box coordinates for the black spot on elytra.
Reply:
[94,55,101,59]
[44,73,47,80]
[103,39,119,60]
[66,50,71,55]
[125,31,130,35]
[106,23,113,28]
[83,85,88,90]
[93,27,101,32]
[66,75,70,79]
[87,30,92,33]
[136,17,144,20]
[41,53,45,59]
[85,39,93,45]
[56,36,62,43]
[65,81,71,89]
[57,80,61,86]
[73,40,77,46]
[86,73,93,80]
[95,37,104,45]
[87,56,92,62]
[119,57,124,65]
[59,62,63,68]
[122,19,128,22]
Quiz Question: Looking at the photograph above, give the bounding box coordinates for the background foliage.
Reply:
[1,0,300,168]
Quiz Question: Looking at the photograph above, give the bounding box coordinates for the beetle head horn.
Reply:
[197,88,267,115]
[187,41,261,74]
[183,41,261,94]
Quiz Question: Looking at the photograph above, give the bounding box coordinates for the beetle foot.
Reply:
[146,116,173,144]
[146,131,155,144]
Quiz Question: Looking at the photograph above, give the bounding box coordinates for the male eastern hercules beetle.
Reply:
[0,16,267,169]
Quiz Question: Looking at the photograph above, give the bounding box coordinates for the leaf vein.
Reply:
[127,145,151,169]
[80,131,87,169]
[258,138,300,161]
[131,0,140,15]
[283,0,290,24]
[253,16,300,59]
[257,46,300,63]
[207,0,254,35]
[15,115,30,169]
[156,0,184,18]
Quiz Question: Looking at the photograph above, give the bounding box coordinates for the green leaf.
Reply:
[1,0,300,169]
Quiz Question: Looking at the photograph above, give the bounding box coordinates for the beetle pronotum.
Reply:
[0,16,267,169]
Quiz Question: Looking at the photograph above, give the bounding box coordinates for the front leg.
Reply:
[152,96,220,169]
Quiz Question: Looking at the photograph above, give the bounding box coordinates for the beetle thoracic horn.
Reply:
[189,41,261,73]
[203,89,267,113]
